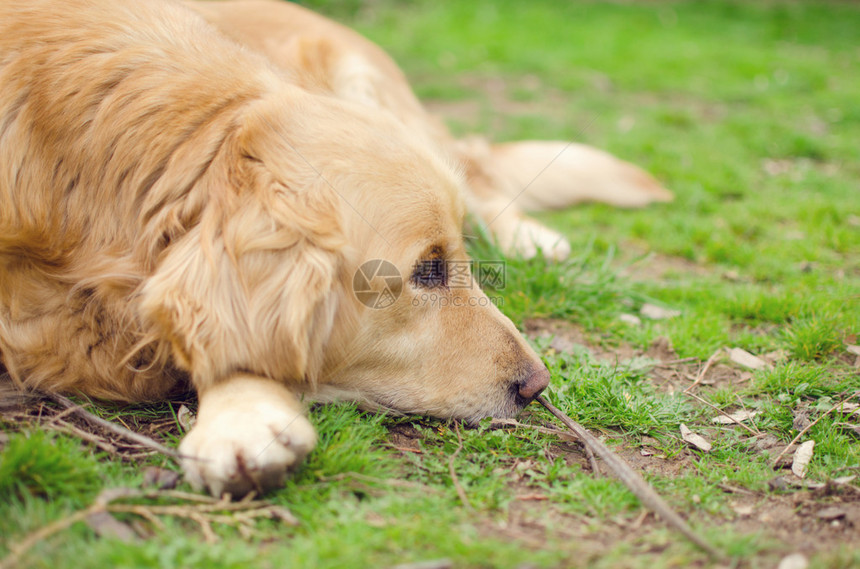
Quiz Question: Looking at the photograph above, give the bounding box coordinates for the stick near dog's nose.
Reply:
[518,367,550,400]
[537,394,725,560]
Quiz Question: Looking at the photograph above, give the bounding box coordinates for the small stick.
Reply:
[684,392,759,437]
[653,357,699,367]
[489,418,601,475]
[717,483,755,496]
[448,423,473,511]
[583,439,602,476]
[490,417,575,438]
[52,421,119,455]
[771,392,859,468]
[44,404,85,425]
[47,393,187,460]
[683,348,723,393]
[536,395,724,560]
[0,487,293,569]
[735,394,761,435]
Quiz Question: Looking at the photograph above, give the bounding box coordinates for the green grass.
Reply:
[0,431,101,503]
[3,0,860,567]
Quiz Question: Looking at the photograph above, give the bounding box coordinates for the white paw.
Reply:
[179,379,316,497]
[498,219,571,261]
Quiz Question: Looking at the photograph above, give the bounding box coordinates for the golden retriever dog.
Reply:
[0,0,552,497]
[188,0,673,261]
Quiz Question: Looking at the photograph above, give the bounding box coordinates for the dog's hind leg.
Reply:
[455,137,572,261]
[454,137,672,261]
[486,140,673,211]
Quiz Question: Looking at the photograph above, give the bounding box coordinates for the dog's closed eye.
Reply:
[410,246,447,289]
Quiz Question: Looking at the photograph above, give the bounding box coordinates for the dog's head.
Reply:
[141,86,548,421]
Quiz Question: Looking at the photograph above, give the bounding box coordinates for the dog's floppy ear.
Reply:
[138,120,347,391]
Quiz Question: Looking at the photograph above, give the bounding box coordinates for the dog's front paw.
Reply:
[179,377,316,497]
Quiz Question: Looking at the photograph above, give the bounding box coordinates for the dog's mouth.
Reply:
[314,363,550,424]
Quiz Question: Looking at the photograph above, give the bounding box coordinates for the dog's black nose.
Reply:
[518,366,550,401]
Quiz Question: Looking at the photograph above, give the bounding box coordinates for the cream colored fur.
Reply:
[0,0,549,496]
[188,0,673,261]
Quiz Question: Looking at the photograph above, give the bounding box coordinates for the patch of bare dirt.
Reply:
[387,422,425,454]
[731,489,860,557]
[482,478,860,567]
[446,418,860,567]
[523,318,758,395]
[523,318,639,362]
[619,250,711,282]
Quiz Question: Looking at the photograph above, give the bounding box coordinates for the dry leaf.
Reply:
[815,507,846,521]
[142,466,181,490]
[723,269,740,281]
[680,424,712,452]
[791,440,815,478]
[728,347,767,370]
[767,476,788,491]
[730,502,754,517]
[86,511,138,542]
[177,404,195,432]
[619,313,642,326]
[640,303,681,320]
[792,410,811,432]
[846,344,860,356]
[777,553,808,569]
[832,475,857,485]
[712,410,758,424]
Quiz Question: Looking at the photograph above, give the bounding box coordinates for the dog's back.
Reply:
[0,0,279,399]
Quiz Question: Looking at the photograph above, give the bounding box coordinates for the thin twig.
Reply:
[582,440,602,476]
[683,348,723,393]
[51,421,119,455]
[489,418,577,439]
[630,509,649,530]
[0,488,295,569]
[735,394,762,435]
[684,392,760,437]
[489,418,601,475]
[718,483,756,496]
[771,393,860,468]
[536,395,725,560]
[448,423,473,512]
[46,393,187,460]
[653,357,699,367]
[43,404,85,426]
